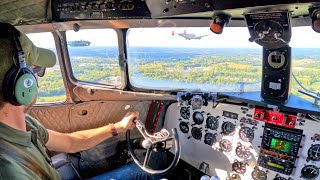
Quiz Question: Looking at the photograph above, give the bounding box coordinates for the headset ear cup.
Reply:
[2,66,38,106]
[14,71,37,106]
[3,66,20,106]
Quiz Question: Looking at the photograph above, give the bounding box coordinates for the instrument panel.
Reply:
[164,102,320,180]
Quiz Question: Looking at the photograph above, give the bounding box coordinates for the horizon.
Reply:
[27,27,320,49]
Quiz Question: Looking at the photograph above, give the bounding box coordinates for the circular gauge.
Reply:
[180,107,190,119]
[204,133,217,146]
[254,20,284,43]
[232,161,246,174]
[263,75,287,98]
[179,121,189,134]
[273,177,286,180]
[239,127,254,142]
[307,144,320,161]
[221,122,236,135]
[301,165,319,179]
[219,139,233,152]
[193,112,204,125]
[235,145,251,160]
[206,116,219,130]
[191,127,202,140]
[251,169,267,180]
[226,174,241,180]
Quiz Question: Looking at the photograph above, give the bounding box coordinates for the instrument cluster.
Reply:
[164,102,320,180]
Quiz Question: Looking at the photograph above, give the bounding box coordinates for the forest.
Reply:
[36,47,320,103]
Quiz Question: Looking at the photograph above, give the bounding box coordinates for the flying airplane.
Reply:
[172,30,209,40]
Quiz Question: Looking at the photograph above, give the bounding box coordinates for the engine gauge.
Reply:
[193,112,204,125]
[239,127,254,142]
[307,144,320,161]
[179,121,189,134]
[301,165,319,179]
[221,122,236,135]
[251,168,267,180]
[191,127,202,140]
[180,107,190,119]
[206,116,219,130]
[273,177,286,180]
[204,133,217,146]
[226,174,241,180]
[232,161,246,174]
[235,144,251,160]
[219,139,233,152]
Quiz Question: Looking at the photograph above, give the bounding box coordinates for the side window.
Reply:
[27,32,66,103]
[66,29,121,87]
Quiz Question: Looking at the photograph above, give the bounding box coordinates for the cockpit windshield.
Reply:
[127,27,320,100]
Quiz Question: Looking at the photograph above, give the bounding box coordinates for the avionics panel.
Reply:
[258,124,303,175]
[261,124,302,157]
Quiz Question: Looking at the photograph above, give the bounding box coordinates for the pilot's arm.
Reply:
[45,112,138,153]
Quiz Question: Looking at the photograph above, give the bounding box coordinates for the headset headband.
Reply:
[10,36,27,69]
[0,22,26,68]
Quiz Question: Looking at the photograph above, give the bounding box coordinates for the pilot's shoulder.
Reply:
[0,155,35,180]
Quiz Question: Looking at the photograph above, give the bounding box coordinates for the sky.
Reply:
[27,26,320,49]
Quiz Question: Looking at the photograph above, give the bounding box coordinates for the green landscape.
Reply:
[37,47,320,103]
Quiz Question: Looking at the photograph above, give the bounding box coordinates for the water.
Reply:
[66,46,319,92]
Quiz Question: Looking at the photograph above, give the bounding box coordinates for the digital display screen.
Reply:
[267,162,285,170]
[222,111,238,119]
[270,138,292,153]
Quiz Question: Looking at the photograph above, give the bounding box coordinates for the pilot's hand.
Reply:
[115,112,139,133]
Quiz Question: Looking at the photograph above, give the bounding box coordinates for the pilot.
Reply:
[0,23,158,180]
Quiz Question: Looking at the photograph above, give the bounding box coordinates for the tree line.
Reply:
[37,55,320,102]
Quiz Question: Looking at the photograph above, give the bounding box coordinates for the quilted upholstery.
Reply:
[29,101,151,137]
[0,0,48,25]
[29,105,72,133]
[69,101,151,139]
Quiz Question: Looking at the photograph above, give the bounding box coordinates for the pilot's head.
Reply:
[0,22,56,110]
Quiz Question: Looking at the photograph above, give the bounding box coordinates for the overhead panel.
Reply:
[52,0,151,21]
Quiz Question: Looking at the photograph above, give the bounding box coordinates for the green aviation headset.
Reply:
[1,23,38,106]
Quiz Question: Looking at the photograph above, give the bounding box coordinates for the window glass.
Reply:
[127,27,320,103]
[27,32,66,103]
[291,27,320,102]
[66,29,121,87]
[127,27,261,92]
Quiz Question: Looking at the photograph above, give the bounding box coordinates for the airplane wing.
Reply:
[195,34,210,39]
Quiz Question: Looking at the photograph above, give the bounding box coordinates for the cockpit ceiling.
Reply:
[1,0,320,26]
[0,0,49,25]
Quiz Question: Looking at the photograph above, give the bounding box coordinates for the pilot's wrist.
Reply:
[114,122,125,133]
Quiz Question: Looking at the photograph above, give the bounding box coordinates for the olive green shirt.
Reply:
[0,114,61,180]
